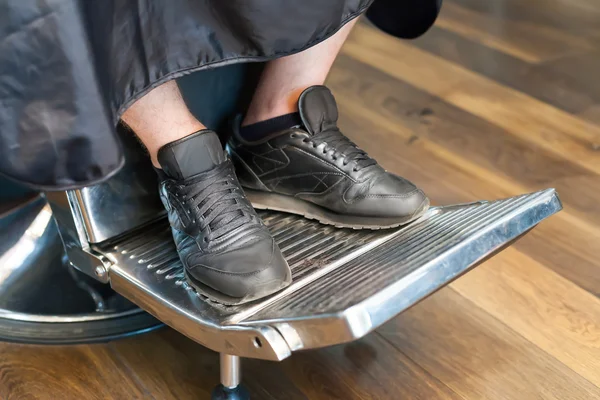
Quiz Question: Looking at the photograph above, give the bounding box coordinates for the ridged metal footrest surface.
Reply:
[98,189,561,360]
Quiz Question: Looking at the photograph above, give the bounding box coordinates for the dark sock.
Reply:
[153,166,168,181]
[239,112,303,141]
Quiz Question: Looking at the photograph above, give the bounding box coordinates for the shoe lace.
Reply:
[173,161,260,242]
[302,128,377,171]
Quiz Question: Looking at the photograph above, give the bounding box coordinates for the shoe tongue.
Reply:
[298,86,339,135]
[157,130,226,180]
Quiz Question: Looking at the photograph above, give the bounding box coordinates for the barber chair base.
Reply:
[93,189,560,397]
[0,196,162,344]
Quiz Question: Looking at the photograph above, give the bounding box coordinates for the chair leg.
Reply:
[211,354,249,400]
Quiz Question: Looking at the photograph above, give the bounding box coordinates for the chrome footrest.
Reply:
[97,189,561,360]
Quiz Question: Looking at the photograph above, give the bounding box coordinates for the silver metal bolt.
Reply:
[95,265,106,277]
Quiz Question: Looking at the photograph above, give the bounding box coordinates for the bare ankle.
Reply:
[242,87,305,126]
[120,80,206,165]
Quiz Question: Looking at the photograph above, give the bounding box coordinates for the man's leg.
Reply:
[242,20,357,126]
[122,81,206,168]
[229,18,430,229]
[121,80,291,305]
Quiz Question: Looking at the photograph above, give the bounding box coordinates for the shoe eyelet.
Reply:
[203,237,208,243]
[290,133,296,138]
[353,167,358,172]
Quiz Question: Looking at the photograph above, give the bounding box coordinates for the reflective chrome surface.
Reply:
[220,354,242,389]
[44,191,111,282]
[102,189,561,359]
[68,127,165,244]
[0,197,64,311]
[0,195,161,343]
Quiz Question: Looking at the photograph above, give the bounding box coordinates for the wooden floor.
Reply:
[3,0,600,398]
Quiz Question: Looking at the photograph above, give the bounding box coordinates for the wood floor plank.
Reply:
[435,1,594,63]
[579,104,600,127]
[0,343,146,399]
[327,61,600,297]
[450,248,600,386]
[410,26,599,116]
[541,49,600,101]
[108,329,216,400]
[378,288,600,400]
[277,334,463,400]
[448,0,600,39]
[343,24,600,175]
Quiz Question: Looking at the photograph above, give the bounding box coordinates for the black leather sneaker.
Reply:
[157,130,291,305]
[227,85,429,229]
